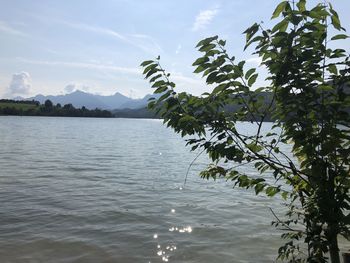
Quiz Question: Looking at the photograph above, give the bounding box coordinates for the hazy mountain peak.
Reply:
[72,90,86,94]
[26,91,153,110]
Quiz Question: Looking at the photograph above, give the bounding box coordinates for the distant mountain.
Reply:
[119,94,156,109]
[26,90,158,110]
[112,107,158,119]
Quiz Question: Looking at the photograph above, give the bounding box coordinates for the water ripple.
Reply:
[0,116,314,262]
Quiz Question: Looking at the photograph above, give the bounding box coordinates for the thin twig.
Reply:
[183,147,206,187]
[183,134,216,187]
[270,207,299,232]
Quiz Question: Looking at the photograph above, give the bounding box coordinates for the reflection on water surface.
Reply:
[0,116,295,262]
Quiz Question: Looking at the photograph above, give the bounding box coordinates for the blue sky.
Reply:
[0,0,349,98]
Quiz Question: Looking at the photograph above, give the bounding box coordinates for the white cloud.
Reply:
[0,21,27,37]
[192,8,219,31]
[246,57,262,65]
[81,85,90,92]
[64,84,76,93]
[61,21,162,55]
[175,44,182,54]
[7,72,32,97]
[62,21,127,41]
[167,71,209,95]
[17,58,141,75]
[129,34,163,55]
[171,72,202,85]
[64,83,90,93]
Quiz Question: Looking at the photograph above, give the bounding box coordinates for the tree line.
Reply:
[0,99,40,105]
[0,99,112,118]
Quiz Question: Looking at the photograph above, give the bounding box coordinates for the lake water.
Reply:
[0,117,303,262]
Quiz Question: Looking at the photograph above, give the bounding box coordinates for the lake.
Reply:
[0,116,293,262]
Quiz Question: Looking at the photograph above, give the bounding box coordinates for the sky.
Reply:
[0,0,349,99]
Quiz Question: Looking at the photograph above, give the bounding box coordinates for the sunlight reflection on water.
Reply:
[151,204,195,262]
[3,117,345,262]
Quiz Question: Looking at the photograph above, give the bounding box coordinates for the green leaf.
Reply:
[238,61,246,69]
[218,40,226,46]
[195,36,218,48]
[228,80,242,87]
[281,191,288,200]
[255,184,266,195]
[244,36,264,51]
[318,85,334,92]
[154,86,168,94]
[206,49,221,57]
[199,43,216,52]
[247,142,263,153]
[143,64,157,75]
[152,80,166,88]
[245,68,256,80]
[330,11,341,30]
[248,74,258,87]
[158,90,172,101]
[145,68,158,79]
[328,64,338,75]
[271,1,288,19]
[244,23,259,43]
[331,34,348,41]
[296,0,306,12]
[147,101,156,109]
[266,186,279,197]
[330,48,346,58]
[309,4,329,19]
[206,71,219,84]
[212,83,229,94]
[149,74,162,83]
[221,64,234,73]
[272,19,289,33]
[140,60,154,67]
[194,65,206,74]
[193,57,209,66]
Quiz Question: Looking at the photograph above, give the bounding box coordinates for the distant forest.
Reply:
[0,99,113,118]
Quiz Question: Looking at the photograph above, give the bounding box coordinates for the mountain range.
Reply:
[23,90,156,110]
